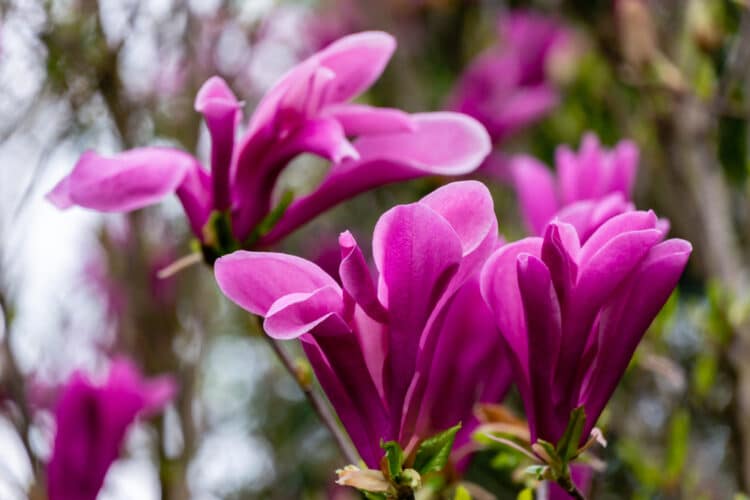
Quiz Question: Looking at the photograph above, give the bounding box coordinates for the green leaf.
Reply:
[517,487,535,500]
[413,423,462,475]
[556,406,586,461]
[454,484,472,500]
[380,440,404,481]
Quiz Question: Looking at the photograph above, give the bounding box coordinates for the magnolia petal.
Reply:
[317,31,396,104]
[339,231,388,323]
[512,155,559,235]
[195,76,242,210]
[264,286,347,339]
[581,239,691,431]
[517,253,565,442]
[47,148,199,213]
[259,112,491,245]
[214,251,339,316]
[372,202,464,435]
[323,103,415,136]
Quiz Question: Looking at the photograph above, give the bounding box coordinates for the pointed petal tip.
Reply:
[195,76,240,113]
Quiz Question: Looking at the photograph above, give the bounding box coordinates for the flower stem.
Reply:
[556,475,585,500]
[262,333,360,465]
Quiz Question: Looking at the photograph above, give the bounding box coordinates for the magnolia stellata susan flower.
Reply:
[480,210,691,446]
[47,359,176,500]
[47,32,490,261]
[512,133,639,238]
[214,181,510,467]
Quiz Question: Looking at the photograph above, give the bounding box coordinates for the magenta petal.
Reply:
[517,254,564,442]
[317,31,396,104]
[259,112,491,245]
[513,155,560,235]
[609,139,639,197]
[541,222,580,303]
[195,76,242,210]
[214,251,340,316]
[47,177,74,209]
[231,117,359,240]
[175,161,213,238]
[339,231,388,323]
[480,238,543,440]
[581,239,692,432]
[323,104,415,136]
[579,210,659,263]
[264,286,347,339]
[373,202,464,435]
[47,148,199,213]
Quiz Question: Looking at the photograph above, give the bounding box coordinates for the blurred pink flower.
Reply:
[449,11,572,144]
[47,359,176,500]
[512,133,639,238]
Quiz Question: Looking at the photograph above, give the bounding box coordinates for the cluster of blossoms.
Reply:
[43,24,690,500]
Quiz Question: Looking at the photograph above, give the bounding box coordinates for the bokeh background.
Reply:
[1,0,749,498]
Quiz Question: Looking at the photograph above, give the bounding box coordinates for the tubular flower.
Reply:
[47,32,490,260]
[214,181,510,468]
[449,10,572,182]
[480,210,691,446]
[47,359,176,500]
[512,133,639,237]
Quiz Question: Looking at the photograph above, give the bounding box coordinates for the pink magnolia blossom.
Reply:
[47,359,176,500]
[480,211,691,446]
[512,133,639,237]
[48,32,490,259]
[214,181,510,467]
[449,11,571,146]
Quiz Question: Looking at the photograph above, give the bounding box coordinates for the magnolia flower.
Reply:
[47,32,490,259]
[47,359,176,500]
[512,133,639,237]
[214,181,509,467]
[449,11,571,149]
[480,210,691,446]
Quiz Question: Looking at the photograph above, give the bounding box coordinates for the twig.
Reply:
[260,332,360,465]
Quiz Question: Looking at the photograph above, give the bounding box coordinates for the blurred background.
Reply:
[1,0,749,498]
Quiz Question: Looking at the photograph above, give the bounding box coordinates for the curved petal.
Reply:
[231,116,359,240]
[259,112,491,245]
[264,286,347,339]
[373,202,464,435]
[609,139,639,197]
[214,251,340,316]
[579,210,659,263]
[581,239,691,432]
[176,161,213,238]
[316,31,396,104]
[512,155,559,235]
[339,231,388,323]
[322,103,415,136]
[47,148,199,213]
[517,253,565,442]
[195,76,242,210]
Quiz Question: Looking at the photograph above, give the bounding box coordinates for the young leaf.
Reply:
[556,406,586,461]
[454,484,472,500]
[413,423,462,475]
[381,440,405,481]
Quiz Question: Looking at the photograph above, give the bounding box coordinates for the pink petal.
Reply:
[47,148,199,213]
[259,112,491,245]
[264,286,347,339]
[322,103,415,136]
[512,155,560,235]
[214,251,340,316]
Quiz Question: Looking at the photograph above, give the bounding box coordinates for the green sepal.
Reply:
[413,422,462,476]
[534,439,562,471]
[243,189,294,247]
[523,464,548,481]
[201,210,240,264]
[556,405,586,461]
[363,492,387,500]
[380,440,405,481]
[454,484,472,500]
